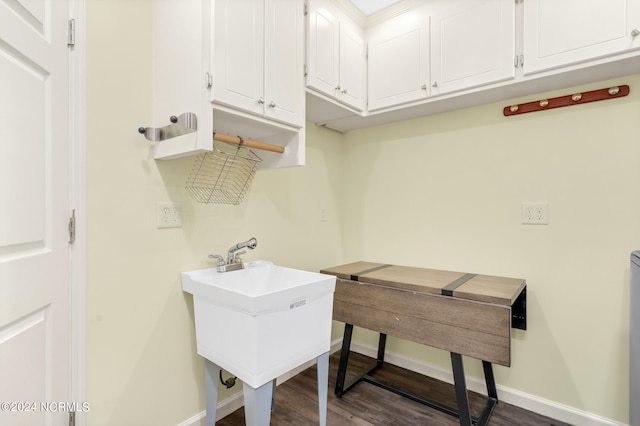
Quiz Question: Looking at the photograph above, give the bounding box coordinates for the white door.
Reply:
[212,0,264,115]
[306,2,339,99]
[0,0,71,425]
[339,25,365,111]
[430,0,515,95]
[264,0,304,127]
[368,15,430,111]
[523,0,640,75]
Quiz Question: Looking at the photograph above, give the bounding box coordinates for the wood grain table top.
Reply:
[321,262,525,306]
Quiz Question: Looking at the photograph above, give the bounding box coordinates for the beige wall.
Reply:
[341,75,640,423]
[87,1,343,424]
[87,0,639,424]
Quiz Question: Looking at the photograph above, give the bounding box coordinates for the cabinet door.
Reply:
[307,2,340,99]
[431,0,515,95]
[523,0,640,75]
[264,0,304,127]
[368,15,430,111]
[212,0,264,115]
[339,25,366,111]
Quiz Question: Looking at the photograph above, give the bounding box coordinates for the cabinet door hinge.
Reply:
[304,2,308,16]
[68,209,76,244]
[514,54,524,68]
[67,19,75,47]
[205,72,213,89]
[514,0,523,4]
[304,64,308,77]
[69,411,76,426]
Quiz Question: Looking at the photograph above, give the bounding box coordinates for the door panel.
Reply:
[264,0,303,127]
[368,16,430,111]
[306,3,339,98]
[339,25,365,111]
[212,0,264,114]
[431,0,515,95]
[0,0,70,423]
[523,0,640,74]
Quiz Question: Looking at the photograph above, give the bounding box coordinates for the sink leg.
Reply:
[317,351,329,426]
[243,380,273,426]
[204,360,220,426]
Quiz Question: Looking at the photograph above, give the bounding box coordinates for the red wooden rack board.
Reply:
[503,85,630,116]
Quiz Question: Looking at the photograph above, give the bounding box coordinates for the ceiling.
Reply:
[349,0,403,16]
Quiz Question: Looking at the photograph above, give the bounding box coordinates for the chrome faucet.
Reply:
[227,237,257,264]
[208,237,257,272]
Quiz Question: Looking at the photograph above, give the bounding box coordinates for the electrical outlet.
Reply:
[522,202,548,225]
[157,202,182,228]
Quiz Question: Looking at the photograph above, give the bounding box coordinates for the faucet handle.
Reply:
[208,254,225,265]
[233,250,246,263]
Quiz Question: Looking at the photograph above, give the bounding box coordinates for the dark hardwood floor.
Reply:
[216,352,571,425]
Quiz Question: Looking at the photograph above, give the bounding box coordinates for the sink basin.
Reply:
[182,261,336,388]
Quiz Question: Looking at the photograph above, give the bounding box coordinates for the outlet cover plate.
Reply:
[522,202,548,225]
[157,202,182,228]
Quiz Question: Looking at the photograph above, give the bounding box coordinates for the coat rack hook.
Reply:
[503,85,629,116]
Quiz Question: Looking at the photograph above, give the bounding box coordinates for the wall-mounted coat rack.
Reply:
[503,85,629,116]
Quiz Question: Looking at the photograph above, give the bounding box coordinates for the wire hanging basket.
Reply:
[185,138,262,205]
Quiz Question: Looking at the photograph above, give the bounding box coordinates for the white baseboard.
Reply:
[349,340,627,426]
[179,338,627,426]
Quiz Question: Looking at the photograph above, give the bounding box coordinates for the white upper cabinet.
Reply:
[212,0,264,117]
[367,13,430,111]
[338,24,366,110]
[264,0,305,125]
[151,0,305,168]
[523,0,640,75]
[430,0,515,96]
[212,0,304,128]
[307,1,366,111]
[307,4,339,97]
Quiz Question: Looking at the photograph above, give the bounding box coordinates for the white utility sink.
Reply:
[181,260,336,389]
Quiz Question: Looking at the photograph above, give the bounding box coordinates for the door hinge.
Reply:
[68,209,76,244]
[67,19,75,47]
[514,54,524,68]
[69,411,76,426]
[304,2,308,16]
[304,64,308,77]
[205,72,212,89]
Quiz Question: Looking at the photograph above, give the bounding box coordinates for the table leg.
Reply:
[335,323,353,396]
[243,380,274,426]
[451,352,472,426]
[204,360,220,426]
[317,351,329,426]
[482,360,497,400]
